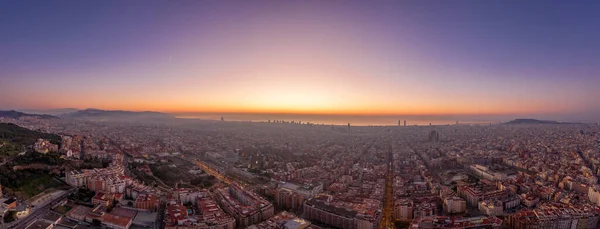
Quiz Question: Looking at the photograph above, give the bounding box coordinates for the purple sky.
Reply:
[1,1,599,122]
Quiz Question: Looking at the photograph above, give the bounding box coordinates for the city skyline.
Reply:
[2,1,600,122]
[3,2,600,227]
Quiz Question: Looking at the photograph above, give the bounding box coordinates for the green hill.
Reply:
[0,123,66,199]
[0,123,61,146]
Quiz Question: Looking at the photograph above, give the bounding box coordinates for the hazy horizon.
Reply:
[5,107,598,125]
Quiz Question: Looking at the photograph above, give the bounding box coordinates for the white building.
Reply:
[394,199,413,220]
[443,196,466,214]
[479,200,504,216]
[588,185,600,206]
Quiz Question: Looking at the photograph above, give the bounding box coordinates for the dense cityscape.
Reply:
[3,1,600,229]
[0,111,599,229]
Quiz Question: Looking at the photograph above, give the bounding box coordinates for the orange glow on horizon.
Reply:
[24,102,562,117]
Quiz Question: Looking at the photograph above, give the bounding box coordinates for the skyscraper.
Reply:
[428,130,440,142]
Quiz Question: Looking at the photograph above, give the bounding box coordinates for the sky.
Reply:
[1,1,599,122]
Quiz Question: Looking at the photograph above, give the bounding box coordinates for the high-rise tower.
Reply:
[428,130,440,142]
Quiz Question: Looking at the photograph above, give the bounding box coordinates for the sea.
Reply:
[173,113,503,126]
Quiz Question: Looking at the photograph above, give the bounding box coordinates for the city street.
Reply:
[7,188,76,229]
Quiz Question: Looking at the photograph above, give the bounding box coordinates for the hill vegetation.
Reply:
[0,123,61,146]
[0,110,58,119]
[0,123,67,198]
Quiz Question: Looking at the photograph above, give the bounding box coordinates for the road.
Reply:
[7,188,76,229]
[1,209,8,229]
[156,201,166,229]
[576,150,597,178]
[379,140,394,229]
[190,158,249,188]
[192,159,234,184]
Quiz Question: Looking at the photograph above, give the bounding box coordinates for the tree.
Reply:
[394,220,410,229]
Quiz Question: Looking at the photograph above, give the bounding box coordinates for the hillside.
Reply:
[0,110,58,119]
[0,123,61,146]
[19,108,79,116]
[61,108,174,121]
[504,119,562,125]
[0,123,67,198]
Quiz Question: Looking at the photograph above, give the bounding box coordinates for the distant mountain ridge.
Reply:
[61,108,174,121]
[19,108,79,116]
[0,110,58,119]
[504,119,569,125]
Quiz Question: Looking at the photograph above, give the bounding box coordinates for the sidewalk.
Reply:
[28,189,66,209]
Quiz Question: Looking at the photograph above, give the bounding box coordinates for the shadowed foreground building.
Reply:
[85,205,133,229]
[135,193,159,212]
[246,211,310,229]
[411,216,502,229]
[275,181,323,210]
[457,185,508,207]
[303,195,381,229]
[214,184,274,227]
[197,196,236,229]
[443,196,467,214]
[506,204,600,229]
[394,199,413,221]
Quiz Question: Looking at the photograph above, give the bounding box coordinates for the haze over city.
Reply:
[4,2,600,229]
[2,1,600,124]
